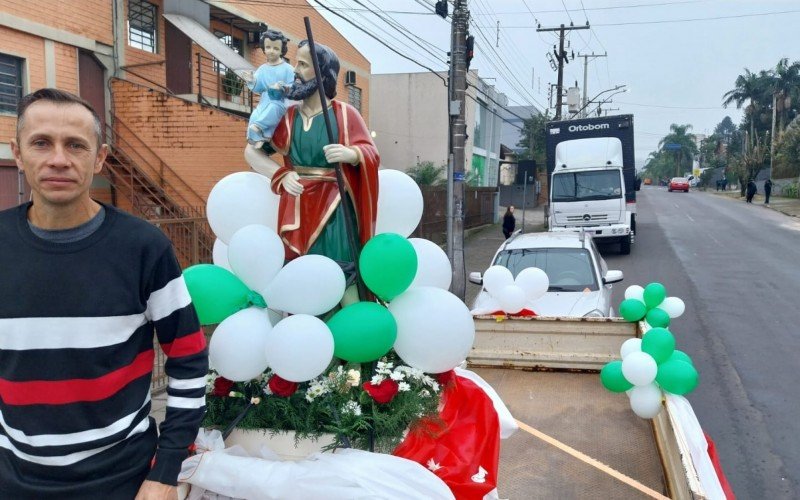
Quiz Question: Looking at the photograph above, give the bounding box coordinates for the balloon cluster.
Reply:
[471,266,549,315]
[600,284,698,419]
[185,169,475,386]
[618,282,685,328]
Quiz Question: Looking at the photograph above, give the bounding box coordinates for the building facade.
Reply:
[369,70,506,187]
[0,0,371,259]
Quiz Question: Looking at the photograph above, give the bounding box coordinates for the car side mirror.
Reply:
[468,272,483,285]
[603,270,624,284]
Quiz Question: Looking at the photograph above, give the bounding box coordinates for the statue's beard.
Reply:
[285,77,318,100]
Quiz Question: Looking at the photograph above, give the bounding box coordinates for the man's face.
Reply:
[11,101,107,209]
[294,46,315,84]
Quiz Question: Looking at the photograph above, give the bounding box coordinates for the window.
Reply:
[552,170,622,202]
[348,86,362,112]
[0,53,24,114]
[213,31,244,73]
[494,248,598,291]
[128,0,158,53]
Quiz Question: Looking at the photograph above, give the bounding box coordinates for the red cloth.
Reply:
[393,375,500,500]
[488,308,537,317]
[705,432,735,499]
[270,101,380,260]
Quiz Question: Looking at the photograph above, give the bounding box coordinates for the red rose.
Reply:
[435,370,457,387]
[363,379,399,404]
[268,375,299,398]
[211,377,235,397]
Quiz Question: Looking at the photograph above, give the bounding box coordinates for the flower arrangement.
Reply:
[203,355,444,453]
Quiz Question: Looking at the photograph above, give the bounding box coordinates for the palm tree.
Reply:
[771,58,800,136]
[722,68,771,141]
[659,124,698,177]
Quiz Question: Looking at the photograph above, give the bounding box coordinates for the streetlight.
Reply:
[574,85,626,117]
[588,88,628,117]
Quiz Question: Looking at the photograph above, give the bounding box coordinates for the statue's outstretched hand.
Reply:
[281,171,304,196]
[323,144,359,165]
[237,70,254,84]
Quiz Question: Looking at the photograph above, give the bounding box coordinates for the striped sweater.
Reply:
[0,203,208,497]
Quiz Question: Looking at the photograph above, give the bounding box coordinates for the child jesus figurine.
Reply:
[246,29,294,148]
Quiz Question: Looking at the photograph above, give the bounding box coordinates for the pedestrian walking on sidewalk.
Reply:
[764,179,772,204]
[746,179,757,203]
[502,205,516,239]
[2,88,208,498]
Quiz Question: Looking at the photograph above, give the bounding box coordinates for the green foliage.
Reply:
[406,161,445,186]
[784,182,799,198]
[203,356,443,453]
[772,120,800,179]
[223,68,244,96]
[517,112,549,165]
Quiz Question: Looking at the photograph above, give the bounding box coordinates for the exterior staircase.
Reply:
[102,115,214,267]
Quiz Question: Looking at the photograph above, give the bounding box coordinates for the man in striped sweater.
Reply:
[1,88,208,498]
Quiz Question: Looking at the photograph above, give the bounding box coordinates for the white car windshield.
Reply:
[493,248,599,291]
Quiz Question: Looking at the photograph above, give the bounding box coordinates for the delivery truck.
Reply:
[545,115,638,254]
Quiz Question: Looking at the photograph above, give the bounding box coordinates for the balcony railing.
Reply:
[196,52,256,114]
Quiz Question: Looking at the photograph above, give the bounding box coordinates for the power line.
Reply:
[212,0,435,15]
[476,9,800,28]
[616,100,727,110]
[311,0,447,83]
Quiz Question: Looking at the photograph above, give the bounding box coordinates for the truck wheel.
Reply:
[620,235,631,255]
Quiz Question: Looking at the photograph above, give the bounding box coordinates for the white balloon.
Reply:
[496,285,527,314]
[408,238,452,290]
[515,267,549,301]
[624,285,645,302]
[620,338,642,359]
[658,297,686,319]
[212,239,232,271]
[264,314,334,382]
[209,308,272,382]
[483,266,514,296]
[227,225,285,292]
[629,383,664,419]
[389,287,475,373]
[621,351,658,386]
[262,255,346,315]
[207,172,280,243]
[375,169,424,237]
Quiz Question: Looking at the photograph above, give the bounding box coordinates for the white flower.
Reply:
[205,374,216,393]
[263,384,273,396]
[250,397,261,405]
[341,400,362,416]
[371,374,385,385]
[389,370,405,381]
[376,360,394,374]
[346,369,361,387]
[398,382,411,392]
[419,389,431,398]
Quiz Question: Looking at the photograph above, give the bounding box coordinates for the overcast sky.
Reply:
[313,0,800,167]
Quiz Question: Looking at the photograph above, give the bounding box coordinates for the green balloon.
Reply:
[600,360,633,393]
[669,350,693,366]
[359,233,418,301]
[641,327,675,364]
[619,299,647,322]
[183,264,252,325]
[643,282,667,309]
[646,308,671,328]
[327,302,397,363]
[656,359,698,395]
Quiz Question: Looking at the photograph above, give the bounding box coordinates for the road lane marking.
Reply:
[686,214,694,222]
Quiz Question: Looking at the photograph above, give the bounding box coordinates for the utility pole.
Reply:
[537,22,589,120]
[577,52,606,118]
[447,0,468,300]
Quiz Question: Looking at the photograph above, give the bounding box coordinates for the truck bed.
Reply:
[473,367,668,498]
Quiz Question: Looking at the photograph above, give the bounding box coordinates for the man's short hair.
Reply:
[298,40,340,100]
[16,88,103,148]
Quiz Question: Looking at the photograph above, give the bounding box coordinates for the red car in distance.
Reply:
[668,177,690,192]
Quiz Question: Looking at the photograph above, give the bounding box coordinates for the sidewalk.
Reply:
[707,189,800,218]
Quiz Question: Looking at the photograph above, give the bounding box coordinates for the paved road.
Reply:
[600,186,800,499]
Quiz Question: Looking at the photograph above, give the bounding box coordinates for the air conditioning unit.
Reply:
[344,70,356,86]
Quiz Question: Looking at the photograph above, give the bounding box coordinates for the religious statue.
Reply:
[244,40,379,266]
[246,29,294,148]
